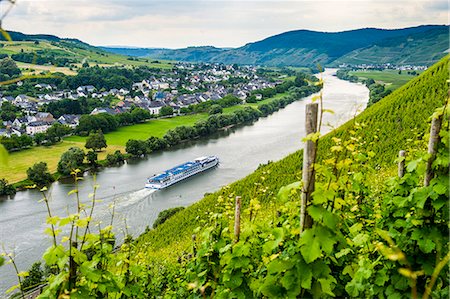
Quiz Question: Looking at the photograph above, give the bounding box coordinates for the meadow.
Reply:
[65,113,208,146]
[349,69,422,90]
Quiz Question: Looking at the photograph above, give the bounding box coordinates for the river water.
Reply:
[0,69,368,295]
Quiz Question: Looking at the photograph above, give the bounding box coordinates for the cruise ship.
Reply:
[145,156,219,189]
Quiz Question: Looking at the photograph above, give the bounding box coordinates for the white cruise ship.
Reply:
[145,156,219,189]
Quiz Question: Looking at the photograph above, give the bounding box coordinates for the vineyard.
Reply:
[2,56,448,298]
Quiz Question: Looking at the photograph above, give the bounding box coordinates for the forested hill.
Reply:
[0,30,86,45]
[104,25,449,66]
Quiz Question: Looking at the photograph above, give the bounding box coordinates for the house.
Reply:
[26,121,54,135]
[12,116,35,129]
[2,96,14,103]
[35,112,55,122]
[13,94,33,105]
[58,114,80,128]
[90,107,118,115]
[77,85,96,94]
[119,88,129,95]
[148,101,165,115]
[35,83,53,91]
[0,128,22,137]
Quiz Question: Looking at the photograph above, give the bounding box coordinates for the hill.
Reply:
[333,26,450,66]
[0,31,173,73]
[104,25,449,67]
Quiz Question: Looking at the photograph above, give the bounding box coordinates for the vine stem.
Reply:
[41,191,57,247]
[422,251,450,299]
[4,249,25,299]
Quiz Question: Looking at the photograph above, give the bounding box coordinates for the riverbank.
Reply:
[0,90,302,188]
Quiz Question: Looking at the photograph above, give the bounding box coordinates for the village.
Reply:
[0,62,279,137]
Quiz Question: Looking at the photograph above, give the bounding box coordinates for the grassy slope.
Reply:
[348,69,422,90]
[0,41,173,74]
[135,56,449,262]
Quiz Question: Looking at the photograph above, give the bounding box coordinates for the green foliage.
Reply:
[0,178,16,196]
[208,104,223,115]
[321,56,448,166]
[159,106,174,117]
[125,139,148,157]
[105,150,125,166]
[21,262,44,292]
[85,130,107,152]
[0,57,21,80]
[57,147,85,176]
[26,161,53,187]
[0,134,33,152]
[86,150,98,166]
[153,207,185,229]
[76,113,118,135]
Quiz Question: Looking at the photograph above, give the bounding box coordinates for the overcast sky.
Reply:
[1,0,448,48]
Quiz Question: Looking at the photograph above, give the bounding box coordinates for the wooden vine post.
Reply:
[424,115,443,186]
[234,196,241,243]
[300,103,319,233]
[398,150,406,178]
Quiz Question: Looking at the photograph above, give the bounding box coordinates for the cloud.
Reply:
[2,0,448,48]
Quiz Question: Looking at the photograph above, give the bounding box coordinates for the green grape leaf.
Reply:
[417,238,435,253]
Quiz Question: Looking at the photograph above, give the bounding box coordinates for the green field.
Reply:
[349,69,422,90]
[0,141,124,183]
[65,114,208,146]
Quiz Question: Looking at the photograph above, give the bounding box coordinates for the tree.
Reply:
[85,130,107,152]
[0,57,21,78]
[27,162,53,187]
[159,106,174,117]
[21,262,44,291]
[0,178,16,196]
[34,133,47,146]
[86,150,98,166]
[208,104,223,115]
[294,73,308,87]
[153,207,185,229]
[106,150,125,166]
[57,147,85,176]
[46,123,72,144]
[125,139,147,157]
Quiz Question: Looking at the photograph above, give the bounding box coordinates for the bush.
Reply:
[27,162,53,187]
[106,150,125,166]
[208,104,223,115]
[0,178,16,196]
[153,207,185,229]
[57,147,85,176]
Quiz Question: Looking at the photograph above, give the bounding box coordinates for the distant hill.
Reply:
[0,31,173,73]
[332,26,450,66]
[104,25,449,67]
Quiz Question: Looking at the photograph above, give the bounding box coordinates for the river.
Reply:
[0,69,368,295]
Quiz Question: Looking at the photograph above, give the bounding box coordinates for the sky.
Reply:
[1,0,448,48]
